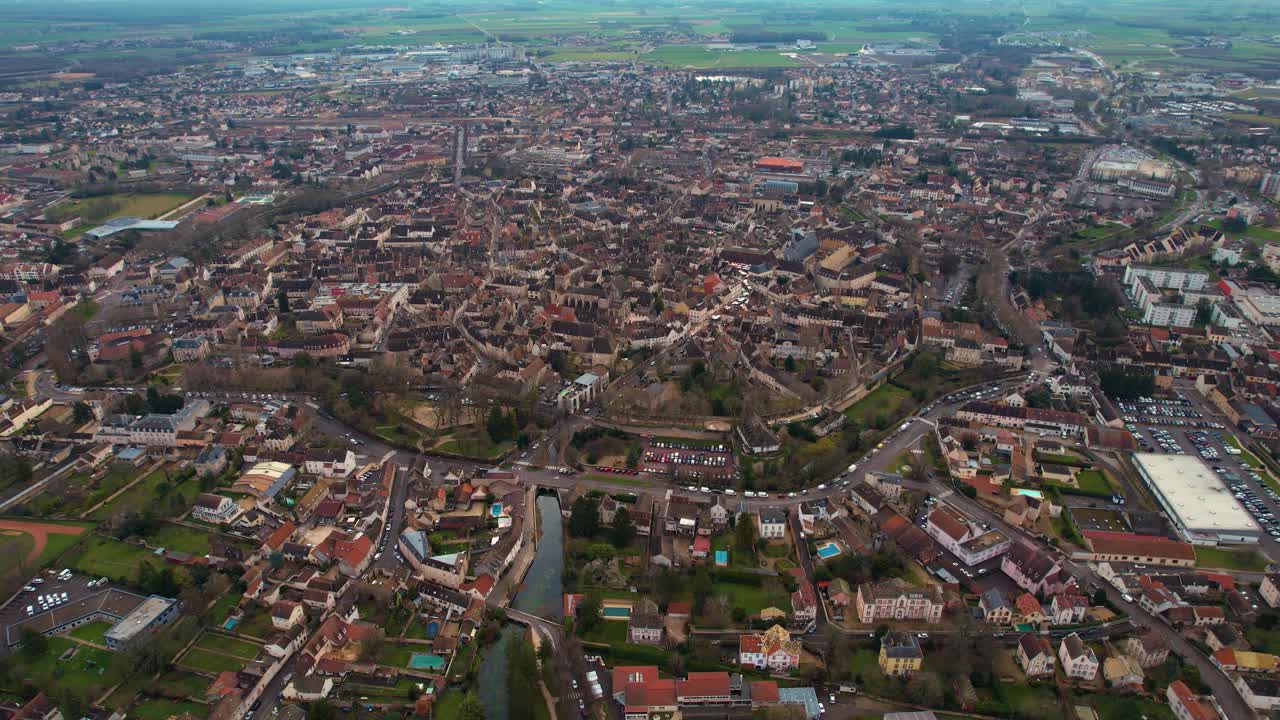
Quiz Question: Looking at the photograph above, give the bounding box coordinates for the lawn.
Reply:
[0,532,35,569]
[433,691,466,720]
[131,698,209,720]
[147,524,220,555]
[15,636,115,695]
[91,465,200,522]
[68,619,116,644]
[581,620,628,645]
[1194,546,1269,572]
[70,535,180,584]
[193,633,261,660]
[48,192,195,238]
[234,607,276,640]
[708,578,789,616]
[1076,692,1174,720]
[179,648,247,674]
[435,434,511,460]
[845,384,913,427]
[377,642,421,668]
[582,473,651,487]
[154,670,213,699]
[1074,469,1116,496]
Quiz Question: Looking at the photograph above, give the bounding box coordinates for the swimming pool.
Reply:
[491,503,503,518]
[1011,488,1044,500]
[409,653,446,670]
[815,542,842,559]
[222,618,240,631]
[714,550,728,566]
[602,606,631,618]
[426,620,440,639]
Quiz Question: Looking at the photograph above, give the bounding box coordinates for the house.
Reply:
[1166,680,1218,720]
[1261,572,1280,608]
[791,582,818,628]
[1122,631,1170,669]
[757,508,786,539]
[628,600,664,646]
[192,493,239,524]
[271,601,305,630]
[1049,594,1089,625]
[854,579,945,624]
[738,625,801,671]
[1103,653,1145,688]
[1016,633,1055,677]
[304,449,356,477]
[1002,540,1074,596]
[1234,674,1280,713]
[1058,633,1099,680]
[827,578,853,609]
[1014,593,1046,625]
[334,535,375,577]
[980,589,1012,625]
[879,632,923,677]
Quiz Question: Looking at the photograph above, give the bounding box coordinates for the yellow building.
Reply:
[879,632,923,677]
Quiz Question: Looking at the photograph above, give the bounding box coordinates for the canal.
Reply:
[477,493,564,720]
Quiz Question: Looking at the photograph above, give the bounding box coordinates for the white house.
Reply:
[1058,633,1099,680]
[757,508,786,540]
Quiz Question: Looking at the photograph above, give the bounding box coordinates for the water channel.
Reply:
[476,493,564,720]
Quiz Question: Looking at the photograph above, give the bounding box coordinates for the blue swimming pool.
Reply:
[409,653,446,670]
[491,503,503,518]
[816,542,842,559]
[223,618,240,631]
[426,620,440,639]
[602,606,631,618]
[714,550,728,565]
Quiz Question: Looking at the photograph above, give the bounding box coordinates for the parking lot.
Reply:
[0,571,110,644]
[1126,391,1280,548]
[1120,396,1222,430]
[641,438,736,484]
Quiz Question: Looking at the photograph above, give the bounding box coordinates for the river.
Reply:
[477,493,564,720]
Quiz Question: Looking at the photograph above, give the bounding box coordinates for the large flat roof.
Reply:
[1133,453,1258,534]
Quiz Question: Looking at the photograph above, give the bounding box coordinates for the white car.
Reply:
[724,489,737,496]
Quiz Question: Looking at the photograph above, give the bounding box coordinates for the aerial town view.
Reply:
[7,0,1280,719]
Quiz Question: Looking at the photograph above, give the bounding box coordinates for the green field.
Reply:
[193,633,261,661]
[1194,546,1269,572]
[179,648,247,674]
[92,466,202,522]
[130,698,209,720]
[435,434,510,460]
[1073,469,1116,496]
[845,383,913,427]
[148,524,248,556]
[47,193,195,238]
[70,535,185,585]
[155,670,214,699]
[15,636,115,695]
[67,619,116,644]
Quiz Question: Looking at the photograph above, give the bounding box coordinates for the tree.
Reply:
[277,291,290,314]
[459,694,486,720]
[72,401,93,424]
[269,552,284,569]
[576,593,603,635]
[486,407,515,444]
[691,568,714,615]
[609,507,635,548]
[308,700,336,720]
[1195,297,1213,326]
[905,671,944,707]
[734,513,758,559]
[19,626,47,658]
[568,495,600,538]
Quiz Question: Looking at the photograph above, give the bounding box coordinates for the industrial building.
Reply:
[1132,453,1261,545]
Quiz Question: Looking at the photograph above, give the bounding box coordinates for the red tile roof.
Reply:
[677,672,730,699]
[750,681,779,703]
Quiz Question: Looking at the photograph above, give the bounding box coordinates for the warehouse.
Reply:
[1132,453,1261,545]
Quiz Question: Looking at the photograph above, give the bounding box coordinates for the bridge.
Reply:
[503,607,563,630]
